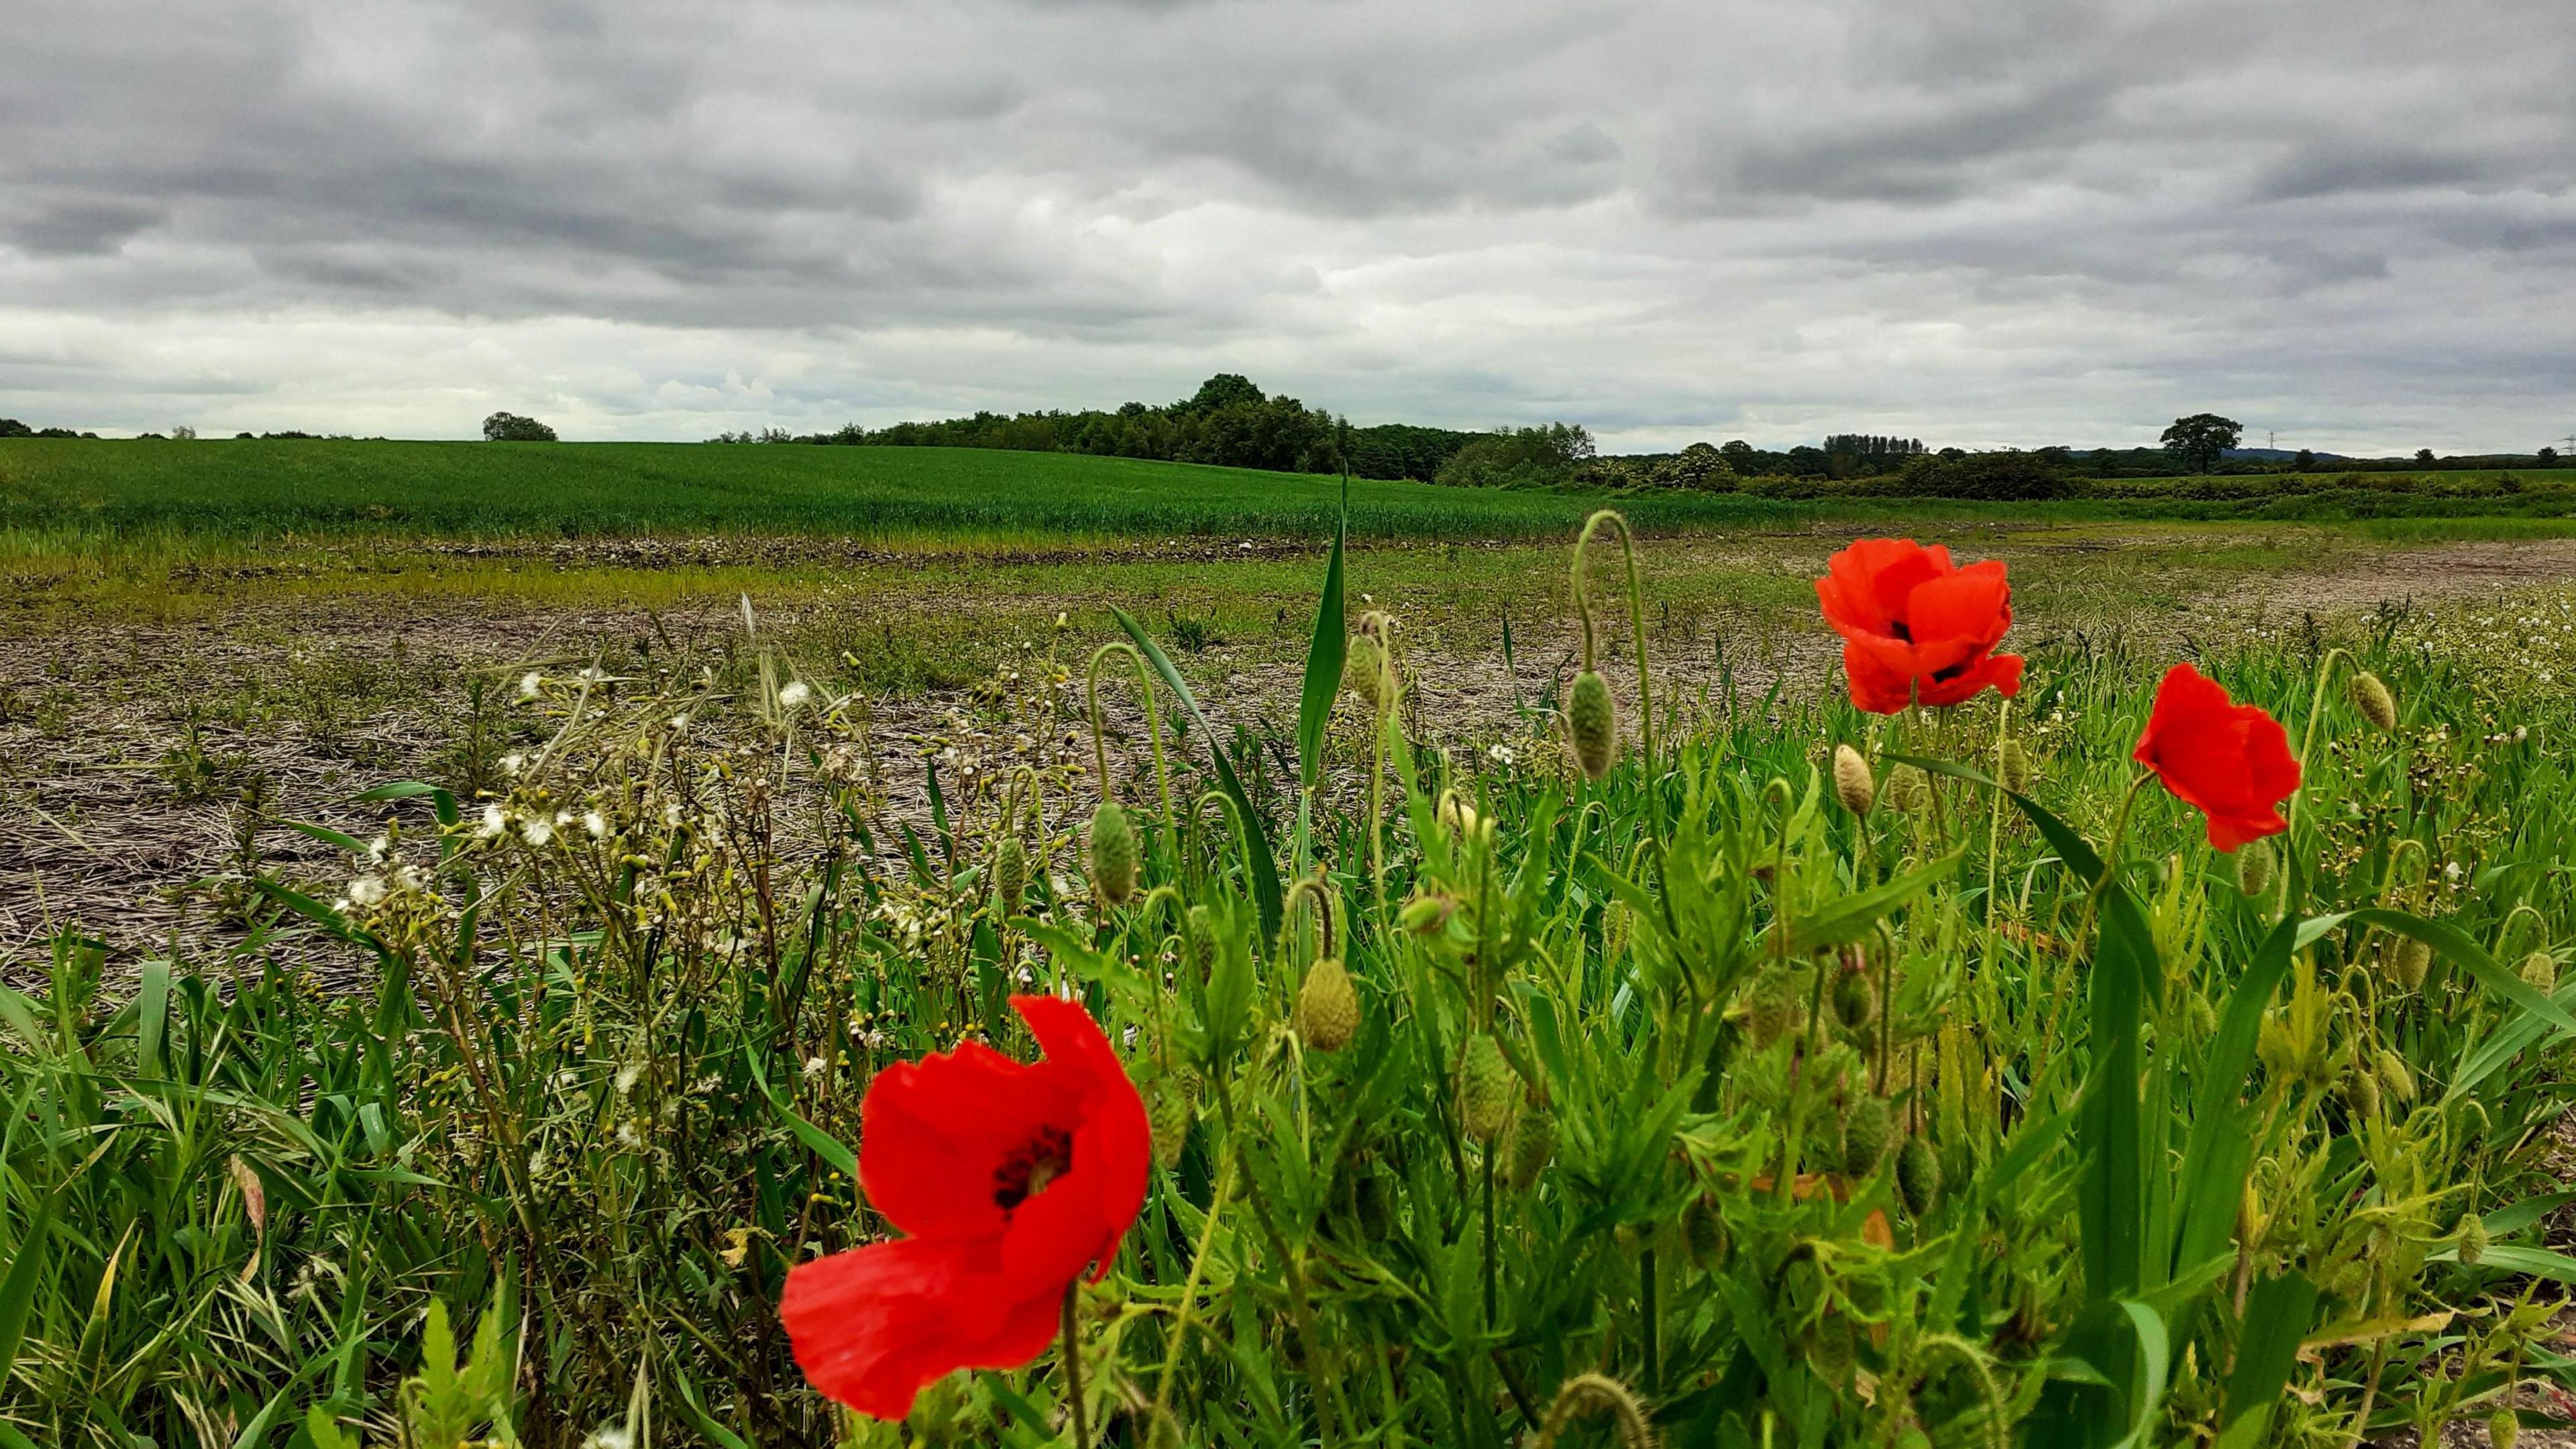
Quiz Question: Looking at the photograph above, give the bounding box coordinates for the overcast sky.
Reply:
[3,0,2572,453]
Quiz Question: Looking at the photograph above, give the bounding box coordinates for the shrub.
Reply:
[481,411,558,442]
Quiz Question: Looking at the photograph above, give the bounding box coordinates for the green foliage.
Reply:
[1434,422,1597,489]
[4,519,2576,1446]
[2161,413,2244,474]
[479,411,557,443]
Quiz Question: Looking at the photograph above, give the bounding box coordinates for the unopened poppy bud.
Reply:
[1998,738,2033,794]
[1831,744,1874,816]
[2520,950,2557,992]
[1399,892,1456,936]
[1568,670,1618,780]
[2390,938,2431,992]
[2458,1216,2489,1267]
[2236,837,2275,898]
[1088,800,1138,906]
[1458,1034,1517,1144]
[2376,1048,2415,1106]
[1344,630,1386,713]
[1149,1075,1195,1171]
[1504,1097,1554,1189]
[2488,1409,2519,1449]
[2343,1065,2380,1120]
[1436,792,1485,842]
[1832,969,1877,1031]
[1884,764,1931,816]
[1841,1095,1894,1177]
[1682,1195,1725,1265]
[2188,994,2218,1038]
[1352,1168,1392,1238]
[1297,958,1360,1053]
[1183,905,1218,979]
[2351,671,2398,731]
[1896,1134,1942,1217]
[1741,970,1796,1046]
[994,836,1028,911]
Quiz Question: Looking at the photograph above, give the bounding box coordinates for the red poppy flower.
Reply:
[781,994,1150,1421]
[2132,662,2301,853]
[1815,539,2025,714]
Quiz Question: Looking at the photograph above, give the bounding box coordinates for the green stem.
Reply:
[1061,1281,1089,1446]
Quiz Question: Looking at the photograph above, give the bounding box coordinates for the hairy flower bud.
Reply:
[1297,958,1360,1053]
[1832,744,1875,816]
[1183,904,1218,980]
[2343,1065,2381,1121]
[2390,938,2431,993]
[1741,970,1797,1046]
[1344,630,1386,708]
[1504,1097,1555,1189]
[994,835,1029,912]
[1149,1074,1195,1171]
[1436,791,1486,843]
[1841,1095,1894,1178]
[1884,763,1932,816]
[2488,1409,2519,1449]
[2458,1216,2489,1267]
[1896,1134,1943,1217]
[2236,836,2275,898]
[1832,968,1878,1032]
[1458,1034,1517,1144]
[2376,1047,2416,1106]
[2351,671,2398,731]
[1568,670,1619,781]
[1998,738,2033,794]
[1088,800,1138,906]
[1399,892,1456,936]
[1683,1195,1726,1267]
[2520,950,2557,993]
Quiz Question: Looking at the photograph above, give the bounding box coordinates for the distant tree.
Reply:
[0,419,29,438]
[1434,423,1595,489]
[2294,447,2316,472]
[2159,413,2242,474]
[2416,448,2436,464]
[170,425,197,441]
[1176,374,1267,415]
[2542,446,2561,466]
[483,411,558,442]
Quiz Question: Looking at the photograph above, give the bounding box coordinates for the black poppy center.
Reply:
[1888,619,1913,642]
[993,1124,1075,1211]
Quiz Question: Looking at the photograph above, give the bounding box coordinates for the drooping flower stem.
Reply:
[2279,645,2354,920]
[1087,642,1176,837]
[1147,1155,1234,1438]
[1572,509,1658,796]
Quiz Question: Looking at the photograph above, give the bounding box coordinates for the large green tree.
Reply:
[2159,413,2241,474]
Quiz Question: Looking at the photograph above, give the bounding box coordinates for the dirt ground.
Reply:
[5,533,2575,966]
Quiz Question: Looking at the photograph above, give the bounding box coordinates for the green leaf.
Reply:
[1112,604,1282,943]
[2428,1242,2576,1283]
[0,1196,53,1391]
[2080,883,2155,1305]
[1296,502,1346,792]
[2172,917,2298,1275]
[136,957,170,1077]
[2314,907,2576,1036]
[1782,849,1962,955]
[751,1051,859,1181]
[2481,1191,2576,1240]
[2218,1271,2316,1445]
[2106,1299,2172,1449]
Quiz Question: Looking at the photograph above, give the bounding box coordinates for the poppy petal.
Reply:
[782,1238,1063,1421]
[858,1042,1083,1241]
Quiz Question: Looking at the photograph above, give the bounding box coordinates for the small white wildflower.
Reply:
[367,834,391,862]
[778,680,812,710]
[614,1060,645,1095]
[518,671,543,700]
[522,816,555,847]
[584,810,610,839]
[1122,1024,1140,1049]
[669,712,690,734]
[499,751,527,777]
[803,1055,826,1075]
[614,1121,643,1150]
[578,665,607,684]
[479,804,507,839]
[2444,861,2464,882]
[584,1428,636,1449]
[1488,743,1515,766]
[345,875,388,908]
[662,801,684,826]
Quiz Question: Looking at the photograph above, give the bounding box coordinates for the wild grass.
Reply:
[5,512,2576,1447]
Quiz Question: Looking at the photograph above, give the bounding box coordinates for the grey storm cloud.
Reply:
[0,0,2570,449]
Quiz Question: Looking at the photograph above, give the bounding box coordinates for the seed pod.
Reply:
[1568,670,1618,780]
[994,835,1028,911]
[1183,904,1218,979]
[2520,950,2557,992]
[2375,1048,2415,1106]
[1149,1075,1195,1171]
[1088,799,1138,906]
[2351,671,2398,731]
[1297,958,1360,1053]
[2390,938,2431,993]
[1458,1034,1517,1144]
[1841,1095,1894,1178]
[1832,744,1875,816]
[1682,1195,1725,1267]
[1436,792,1485,842]
[1997,738,2033,794]
[2188,994,2218,1038]
[1344,630,1387,714]
[1741,970,1796,1046]
[2458,1216,2489,1267]
[2236,836,2275,898]
[1504,1097,1554,1189]
[2343,1065,2381,1120]
[1832,968,1878,1031]
[1896,1134,1943,1217]
[2489,1408,2520,1449]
